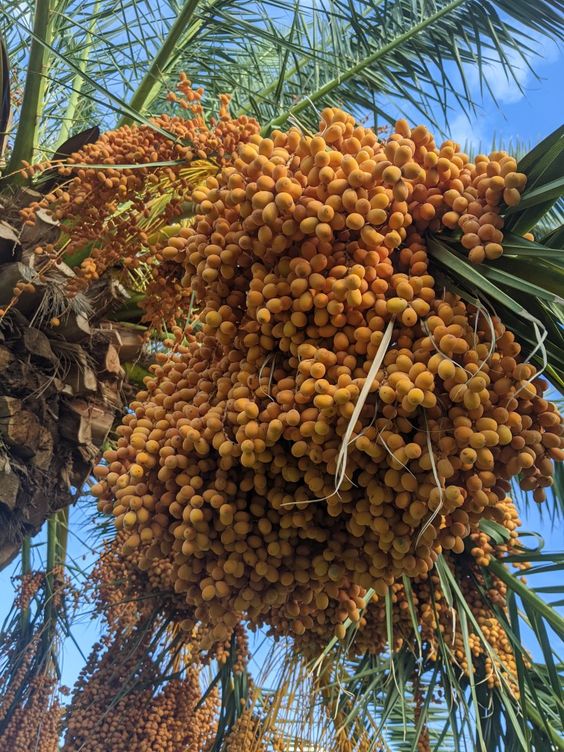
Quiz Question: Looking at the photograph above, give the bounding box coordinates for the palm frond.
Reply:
[4,0,52,178]
[311,549,564,752]
[505,126,564,235]
[2,0,564,169]
[426,125,564,398]
[0,516,73,745]
[0,33,10,158]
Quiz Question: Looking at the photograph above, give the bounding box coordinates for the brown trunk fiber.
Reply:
[0,190,146,568]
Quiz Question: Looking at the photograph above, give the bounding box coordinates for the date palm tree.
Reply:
[0,1,562,750]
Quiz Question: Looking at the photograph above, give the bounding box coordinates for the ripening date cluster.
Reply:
[91,110,562,653]
[20,77,259,320]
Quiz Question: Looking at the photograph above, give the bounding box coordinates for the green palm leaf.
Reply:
[427,127,564,399]
[312,552,564,752]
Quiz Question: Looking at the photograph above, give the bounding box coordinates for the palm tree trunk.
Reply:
[0,190,145,568]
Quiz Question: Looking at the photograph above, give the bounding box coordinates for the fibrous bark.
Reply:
[0,190,145,568]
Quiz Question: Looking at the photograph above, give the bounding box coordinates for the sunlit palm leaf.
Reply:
[313,549,564,752]
[2,0,564,169]
[426,126,564,392]
[0,34,9,158]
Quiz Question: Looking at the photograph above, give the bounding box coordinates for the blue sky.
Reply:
[447,38,563,149]
[0,43,562,694]
[386,37,564,152]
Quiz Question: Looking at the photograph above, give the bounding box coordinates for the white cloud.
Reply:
[448,111,485,151]
[448,37,561,147]
[467,49,528,106]
[466,37,560,106]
